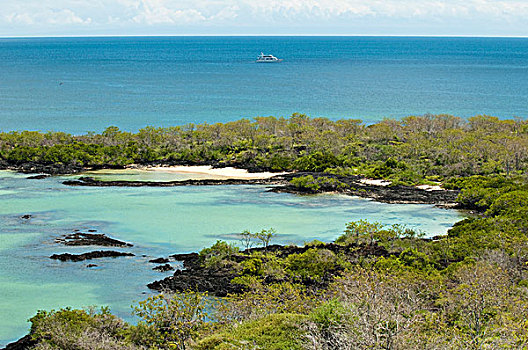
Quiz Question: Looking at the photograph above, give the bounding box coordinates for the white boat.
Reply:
[256,52,283,63]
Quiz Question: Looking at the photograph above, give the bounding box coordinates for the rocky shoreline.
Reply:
[147,243,390,297]
[3,162,461,207]
[60,172,460,207]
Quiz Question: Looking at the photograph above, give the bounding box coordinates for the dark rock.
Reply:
[26,174,49,180]
[56,233,133,247]
[9,162,84,175]
[62,176,286,188]
[269,173,460,206]
[3,335,37,350]
[87,229,97,232]
[148,251,239,296]
[153,264,174,272]
[149,257,170,264]
[86,264,98,268]
[170,252,200,268]
[148,266,242,297]
[20,214,32,220]
[50,250,134,262]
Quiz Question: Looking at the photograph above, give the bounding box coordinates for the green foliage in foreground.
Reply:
[2,114,528,183]
[24,174,528,349]
[195,314,306,350]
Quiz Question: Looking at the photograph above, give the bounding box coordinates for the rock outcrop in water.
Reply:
[147,243,390,297]
[26,174,50,180]
[62,176,284,187]
[152,264,174,272]
[50,251,135,262]
[56,232,133,247]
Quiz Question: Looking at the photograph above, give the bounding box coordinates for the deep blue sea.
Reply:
[0,36,527,133]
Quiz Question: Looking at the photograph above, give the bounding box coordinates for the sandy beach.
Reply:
[143,165,288,180]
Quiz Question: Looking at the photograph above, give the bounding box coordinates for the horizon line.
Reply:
[1,34,528,39]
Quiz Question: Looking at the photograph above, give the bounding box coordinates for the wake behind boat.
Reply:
[256,52,283,63]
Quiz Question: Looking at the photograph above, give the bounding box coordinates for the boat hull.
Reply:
[256,59,283,63]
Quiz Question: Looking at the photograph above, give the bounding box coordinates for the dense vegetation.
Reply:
[6,114,528,349]
[2,114,527,184]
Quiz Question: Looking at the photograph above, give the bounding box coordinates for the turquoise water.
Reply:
[0,170,464,345]
[0,36,527,134]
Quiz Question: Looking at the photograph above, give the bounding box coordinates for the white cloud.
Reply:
[0,0,527,35]
[5,8,91,26]
[130,1,206,25]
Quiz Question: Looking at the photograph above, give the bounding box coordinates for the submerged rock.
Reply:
[149,257,170,264]
[26,174,49,180]
[50,251,134,262]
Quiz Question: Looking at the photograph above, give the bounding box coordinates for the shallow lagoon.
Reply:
[0,170,464,345]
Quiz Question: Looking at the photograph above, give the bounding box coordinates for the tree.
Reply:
[132,291,210,350]
[255,228,277,249]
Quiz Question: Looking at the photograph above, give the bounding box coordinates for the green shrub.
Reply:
[285,248,338,280]
[290,175,348,192]
[195,313,306,350]
[308,298,347,330]
[290,175,320,191]
[486,190,528,218]
[29,307,133,349]
[131,291,210,350]
[199,240,239,269]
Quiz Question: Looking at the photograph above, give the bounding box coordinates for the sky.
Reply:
[1,0,527,37]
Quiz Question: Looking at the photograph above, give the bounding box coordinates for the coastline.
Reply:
[138,165,288,180]
[0,162,461,207]
[60,169,461,207]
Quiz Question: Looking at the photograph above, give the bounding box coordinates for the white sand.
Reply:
[359,179,392,186]
[416,184,444,191]
[144,165,287,179]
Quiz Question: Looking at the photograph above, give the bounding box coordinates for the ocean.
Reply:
[0,36,527,134]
